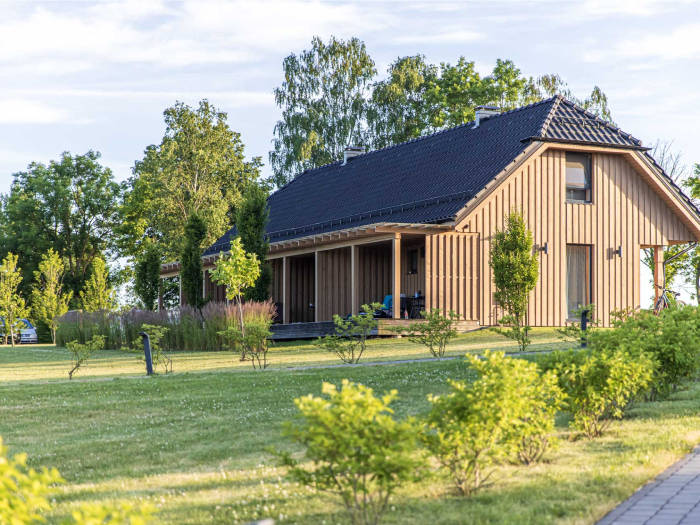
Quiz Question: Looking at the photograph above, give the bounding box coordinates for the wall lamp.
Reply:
[539,242,548,255]
[613,245,623,258]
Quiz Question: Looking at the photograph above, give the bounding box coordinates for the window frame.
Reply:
[565,152,593,204]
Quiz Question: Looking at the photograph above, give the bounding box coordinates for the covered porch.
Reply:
[268,223,481,334]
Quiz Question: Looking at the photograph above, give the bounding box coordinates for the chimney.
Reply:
[342,146,365,165]
[473,105,500,128]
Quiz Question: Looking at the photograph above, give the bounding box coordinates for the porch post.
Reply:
[351,244,359,315]
[314,251,319,322]
[654,246,663,303]
[158,278,164,311]
[283,256,290,324]
[392,233,402,319]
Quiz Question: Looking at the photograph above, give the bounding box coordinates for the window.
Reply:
[407,249,419,275]
[566,152,592,202]
[566,245,592,320]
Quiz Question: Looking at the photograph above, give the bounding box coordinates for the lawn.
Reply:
[0,332,698,524]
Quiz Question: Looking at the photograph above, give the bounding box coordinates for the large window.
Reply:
[566,245,592,320]
[566,152,592,202]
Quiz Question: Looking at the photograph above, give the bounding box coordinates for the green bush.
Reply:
[541,349,654,438]
[425,351,563,494]
[315,303,381,364]
[219,318,273,369]
[395,308,458,359]
[588,307,700,398]
[281,380,423,525]
[0,435,63,524]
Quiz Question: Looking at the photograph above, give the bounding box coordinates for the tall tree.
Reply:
[80,257,116,312]
[235,184,271,301]
[270,36,377,186]
[683,163,700,301]
[0,253,29,347]
[134,240,161,310]
[31,249,72,344]
[180,213,207,308]
[491,212,539,351]
[119,100,261,262]
[0,151,120,301]
[367,55,438,149]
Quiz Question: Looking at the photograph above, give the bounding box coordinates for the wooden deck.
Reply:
[270,319,480,340]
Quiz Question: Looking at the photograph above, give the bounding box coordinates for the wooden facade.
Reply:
[166,142,700,331]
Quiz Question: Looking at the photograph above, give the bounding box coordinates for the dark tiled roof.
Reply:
[205,95,691,255]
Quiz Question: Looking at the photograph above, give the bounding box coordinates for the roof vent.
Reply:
[342,146,365,165]
[473,105,500,128]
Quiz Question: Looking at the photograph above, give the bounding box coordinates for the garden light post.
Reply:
[580,309,589,348]
[139,331,154,375]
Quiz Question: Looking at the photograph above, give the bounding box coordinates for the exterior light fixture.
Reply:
[614,245,622,257]
[539,242,548,254]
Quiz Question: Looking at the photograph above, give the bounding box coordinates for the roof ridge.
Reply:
[555,97,643,146]
[538,94,562,138]
[271,97,560,194]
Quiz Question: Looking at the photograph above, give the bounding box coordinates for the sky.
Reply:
[0,0,699,304]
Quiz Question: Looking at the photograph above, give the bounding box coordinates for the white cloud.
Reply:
[0,99,71,124]
[0,0,389,71]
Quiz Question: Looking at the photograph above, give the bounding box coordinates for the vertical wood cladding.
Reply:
[462,149,695,327]
[317,247,352,320]
[269,258,283,305]
[425,232,480,320]
[289,255,315,323]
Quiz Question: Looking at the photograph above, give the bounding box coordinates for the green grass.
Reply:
[0,332,698,524]
[0,328,569,383]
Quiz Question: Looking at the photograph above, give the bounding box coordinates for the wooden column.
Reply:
[283,256,290,324]
[351,245,359,315]
[392,234,402,318]
[158,279,164,311]
[314,251,319,322]
[654,246,663,303]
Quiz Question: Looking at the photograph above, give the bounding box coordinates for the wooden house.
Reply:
[162,96,700,334]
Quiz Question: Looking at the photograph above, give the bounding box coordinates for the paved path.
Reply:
[598,446,700,525]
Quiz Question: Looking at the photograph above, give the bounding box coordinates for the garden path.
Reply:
[597,446,700,525]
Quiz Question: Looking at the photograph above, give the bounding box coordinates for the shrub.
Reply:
[0,436,63,524]
[556,304,598,346]
[67,501,155,525]
[219,317,273,369]
[543,349,654,438]
[425,351,562,494]
[315,303,381,364]
[395,308,458,359]
[588,307,700,399]
[281,380,423,525]
[67,335,105,379]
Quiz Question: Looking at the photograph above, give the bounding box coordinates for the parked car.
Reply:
[0,317,38,344]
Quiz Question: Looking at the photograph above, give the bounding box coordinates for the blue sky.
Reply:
[1,0,699,303]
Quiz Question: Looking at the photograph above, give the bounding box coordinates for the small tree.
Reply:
[316,303,381,364]
[134,240,161,310]
[281,380,424,525]
[0,253,30,347]
[66,335,105,379]
[79,257,116,312]
[491,211,539,351]
[31,249,73,344]
[180,213,207,308]
[209,237,260,337]
[396,308,458,359]
[236,183,272,302]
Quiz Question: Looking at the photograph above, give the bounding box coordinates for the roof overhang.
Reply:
[159,221,454,275]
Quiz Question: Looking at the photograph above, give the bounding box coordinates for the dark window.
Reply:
[566,244,592,319]
[566,152,592,202]
[408,249,419,275]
